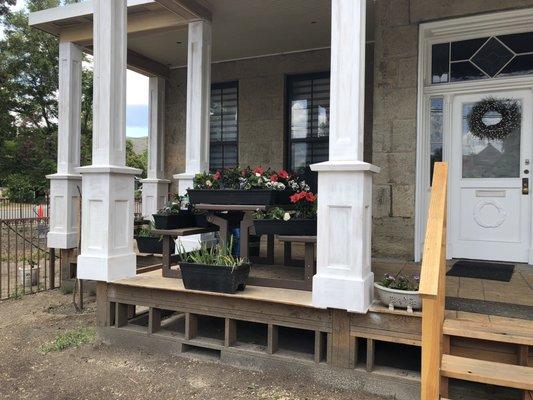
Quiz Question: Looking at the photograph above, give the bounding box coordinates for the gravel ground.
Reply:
[0,290,387,400]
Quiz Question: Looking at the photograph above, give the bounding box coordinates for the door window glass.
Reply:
[462,101,521,178]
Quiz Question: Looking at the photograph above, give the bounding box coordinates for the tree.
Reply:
[126,139,148,179]
[0,0,16,17]
[0,0,146,202]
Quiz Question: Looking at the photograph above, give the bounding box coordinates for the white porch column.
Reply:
[310,0,379,313]
[47,41,83,249]
[76,0,140,282]
[141,76,169,218]
[174,20,212,193]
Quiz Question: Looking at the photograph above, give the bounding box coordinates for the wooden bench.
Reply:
[275,235,316,290]
[152,226,219,278]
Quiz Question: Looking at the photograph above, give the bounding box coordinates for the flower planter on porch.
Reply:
[253,219,317,236]
[374,283,421,313]
[179,262,251,294]
[152,211,195,230]
[135,236,164,254]
[187,189,287,206]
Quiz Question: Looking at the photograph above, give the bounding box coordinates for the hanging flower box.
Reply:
[135,236,163,254]
[152,198,195,229]
[187,167,308,206]
[253,219,317,236]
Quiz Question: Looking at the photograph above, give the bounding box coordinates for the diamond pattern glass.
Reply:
[471,38,514,77]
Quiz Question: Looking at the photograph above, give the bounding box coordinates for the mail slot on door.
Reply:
[475,190,506,197]
[523,178,529,195]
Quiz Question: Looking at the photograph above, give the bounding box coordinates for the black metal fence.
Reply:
[0,205,61,300]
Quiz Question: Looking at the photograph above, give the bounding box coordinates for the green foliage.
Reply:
[253,207,286,220]
[193,171,220,189]
[39,327,95,354]
[4,172,35,202]
[177,239,246,268]
[381,273,420,291]
[137,222,157,238]
[8,285,23,300]
[126,139,147,178]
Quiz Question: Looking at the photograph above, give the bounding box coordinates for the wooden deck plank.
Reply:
[444,317,533,346]
[441,354,533,391]
[113,270,313,308]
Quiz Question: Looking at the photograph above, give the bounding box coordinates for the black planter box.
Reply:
[193,213,215,228]
[188,189,290,205]
[153,212,196,229]
[179,262,251,294]
[253,219,317,236]
[135,236,163,254]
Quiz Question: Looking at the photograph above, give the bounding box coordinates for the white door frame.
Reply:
[415,7,533,262]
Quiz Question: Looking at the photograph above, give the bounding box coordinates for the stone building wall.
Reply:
[372,0,533,260]
[163,49,331,185]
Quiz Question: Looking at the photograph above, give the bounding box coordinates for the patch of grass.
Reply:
[39,327,95,354]
[60,285,74,295]
[8,286,24,300]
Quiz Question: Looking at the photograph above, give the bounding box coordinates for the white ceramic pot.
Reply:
[374,283,421,313]
[18,265,39,287]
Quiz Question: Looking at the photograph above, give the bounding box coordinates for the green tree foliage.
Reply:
[126,139,148,179]
[0,0,146,201]
[0,0,16,17]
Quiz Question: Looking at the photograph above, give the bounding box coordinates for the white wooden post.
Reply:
[47,41,82,249]
[310,0,379,313]
[174,20,213,251]
[141,76,169,218]
[76,0,140,282]
[174,20,212,193]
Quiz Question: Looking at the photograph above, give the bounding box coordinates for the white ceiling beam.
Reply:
[154,0,212,22]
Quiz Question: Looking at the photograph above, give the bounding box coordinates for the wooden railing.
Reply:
[419,162,448,400]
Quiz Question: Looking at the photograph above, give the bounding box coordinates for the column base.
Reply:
[47,231,79,250]
[77,253,136,282]
[46,173,82,250]
[173,172,195,195]
[140,178,170,218]
[312,272,374,313]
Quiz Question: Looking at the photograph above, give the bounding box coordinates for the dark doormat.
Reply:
[446,297,533,320]
[446,260,515,282]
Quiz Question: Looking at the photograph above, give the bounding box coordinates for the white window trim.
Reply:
[414,7,533,261]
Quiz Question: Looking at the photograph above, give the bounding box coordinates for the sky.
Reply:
[2,0,150,138]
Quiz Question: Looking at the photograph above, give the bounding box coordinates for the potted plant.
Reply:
[253,191,317,236]
[177,240,250,294]
[153,196,195,229]
[187,167,300,205]
[135,224,164,254]
[374,273,421,313]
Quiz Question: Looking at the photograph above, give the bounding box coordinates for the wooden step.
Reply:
[443,317,533,346]
[441,354,533,391]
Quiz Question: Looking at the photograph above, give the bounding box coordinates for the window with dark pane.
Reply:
[430,97,444,185]
[431,31,533,84]
[210,82,238,170]
[286,72,330,172]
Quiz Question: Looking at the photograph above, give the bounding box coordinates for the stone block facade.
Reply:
[371,0,533,260]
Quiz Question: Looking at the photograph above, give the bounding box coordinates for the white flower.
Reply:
[265,182,273,188]
[277,183,285,190]
[255,172,261,177]
[206,180,212,187]
[283,212,291,221]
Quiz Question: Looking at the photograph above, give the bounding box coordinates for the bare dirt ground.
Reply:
[0,290,386,400]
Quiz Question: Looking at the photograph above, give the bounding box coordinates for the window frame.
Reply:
[284,71,331,171]
[210,80,239,171]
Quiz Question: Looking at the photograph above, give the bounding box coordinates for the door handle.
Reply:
[523,178,529,195]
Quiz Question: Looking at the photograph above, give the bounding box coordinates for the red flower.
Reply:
[305,192,317,202]
[290,191,307,203]
[213,170,221,181]
[278,169,290,179]
[270,174,279,182]
[253,166,265,175]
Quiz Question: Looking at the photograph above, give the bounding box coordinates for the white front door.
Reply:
[450,90,532,262]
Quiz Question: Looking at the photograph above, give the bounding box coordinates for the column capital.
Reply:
[310,160,380,173]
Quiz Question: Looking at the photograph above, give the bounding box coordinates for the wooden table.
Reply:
[152,226,219,278]
[194,204,275,263]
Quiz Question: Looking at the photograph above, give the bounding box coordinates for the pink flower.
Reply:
[253,166,265,175]
[278,169,290,179]
[270,174,279,182]
[213,170,221,181]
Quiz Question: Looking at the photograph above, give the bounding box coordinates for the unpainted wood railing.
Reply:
[419,162,448,400]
